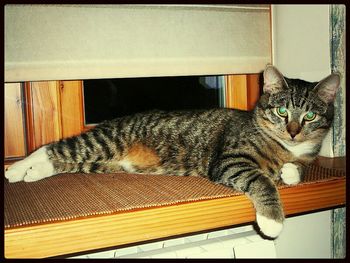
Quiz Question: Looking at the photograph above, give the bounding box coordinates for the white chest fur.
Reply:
[277,139,316,158]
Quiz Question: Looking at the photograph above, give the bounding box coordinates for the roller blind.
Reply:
[5,5,271,82]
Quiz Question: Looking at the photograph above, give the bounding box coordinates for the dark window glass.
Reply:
[83,76,223,124]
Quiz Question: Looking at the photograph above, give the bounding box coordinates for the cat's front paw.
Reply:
[280,163,300,185]
[256,213,283,238]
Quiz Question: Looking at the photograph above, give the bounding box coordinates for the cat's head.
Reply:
[255,65,340,147]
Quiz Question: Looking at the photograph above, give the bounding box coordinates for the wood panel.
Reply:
[246,74,261,110]
[21,75,259,152]
[226,75,247,109]
[4,168,345,258]
[59,81,85,138]
[5,196,251,258]
[25,81,62,152]
[4,83,26,159]
[225,74,261,110]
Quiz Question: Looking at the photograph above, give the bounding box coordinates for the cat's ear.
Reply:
[313,73,341,104]
[263,65,288,94]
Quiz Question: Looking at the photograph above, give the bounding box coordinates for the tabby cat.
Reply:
[5,65,340,238]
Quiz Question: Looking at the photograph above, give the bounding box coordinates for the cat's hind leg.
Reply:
[5,146,56,183]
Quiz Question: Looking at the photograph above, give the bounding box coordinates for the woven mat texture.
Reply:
[4,163,345,229]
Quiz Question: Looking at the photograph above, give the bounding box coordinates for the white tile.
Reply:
[188,248,234,258]
[186,252,210,259]
[184,233,208,243]
[207,229,230,239]
[217,238,241,249]
[232,237,252,247]
[199,238,224,251]
[86,250,116,258]
[245,234,264,243]
[234,239,277,258]
[219,236,250,247]
[138,241,164,252]
[115,246,139,257]
[174,246,206,258]
[227,225,254,234]
[163,237,185,247]
[150,251,177,258]
[120,254,152,259]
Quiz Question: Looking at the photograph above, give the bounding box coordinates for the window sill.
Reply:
[4,157,345,258]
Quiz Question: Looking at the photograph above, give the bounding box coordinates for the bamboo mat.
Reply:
[4,162,345,229]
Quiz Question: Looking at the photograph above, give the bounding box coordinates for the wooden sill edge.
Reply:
[4,176,345,259]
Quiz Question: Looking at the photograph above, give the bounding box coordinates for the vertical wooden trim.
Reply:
[25,81,62,152]
[4,83,27,159]
[24,82,35,154]
[224,75,232,108]
[246,74,261,110]
[231,75,248,110]
[225,75,232,108]
[59,80,85,138]
[225,74,261,111]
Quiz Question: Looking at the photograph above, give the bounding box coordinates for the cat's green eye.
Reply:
[276,107,288,118]
[304,111,316,121]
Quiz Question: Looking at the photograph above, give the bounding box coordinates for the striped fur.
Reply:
[5,65,340,238]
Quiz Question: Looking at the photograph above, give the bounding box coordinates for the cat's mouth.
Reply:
[282,137,305,146]
[278,130,304,145]
[276,133,301,146]
[284,139,299,146]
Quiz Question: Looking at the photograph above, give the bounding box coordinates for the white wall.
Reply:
[272,4,333,157]
[271,5,332,258]
[275,211,332,258]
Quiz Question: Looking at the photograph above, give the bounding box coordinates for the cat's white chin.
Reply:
[256,213,283,238]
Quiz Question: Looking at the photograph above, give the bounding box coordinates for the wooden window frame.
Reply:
[22,81,86,154]
[10,75,260,156]
[225,74,261,111]
[4,83,27,159]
